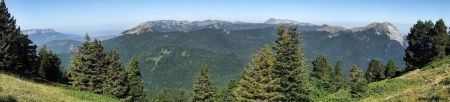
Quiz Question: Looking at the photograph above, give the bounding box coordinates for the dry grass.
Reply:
[0,73,119,102]
[360,57,450,102]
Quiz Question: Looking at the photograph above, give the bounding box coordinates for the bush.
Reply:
[0,94,17,102]
[440,77,450,85]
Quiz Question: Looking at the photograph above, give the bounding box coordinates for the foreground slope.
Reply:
[324,57,450,101]
[0,74,119,102]
[361,57,450,101]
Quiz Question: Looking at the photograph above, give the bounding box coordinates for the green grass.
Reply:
[0,73,120,102]
[321,56,450,102]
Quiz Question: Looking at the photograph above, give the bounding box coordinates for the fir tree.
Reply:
[153,88,176,102]
[384,59,397,78]
[233,44,282,101]
[218,80,237,102]
[272,26,311,101]
[333,60,345,91]
[349,64,367,98]
[68,34,93,90]
[37,45,62,82]
[103,50,129,98]
[193,65,216,102]
[365,59,384,82]
[404,20,435,71]
[0,0,37,76]
[311,55,332,80]
[431,19,448,59]
[67,34,107,93]
[311,54,334,93]
[126,57,146,102]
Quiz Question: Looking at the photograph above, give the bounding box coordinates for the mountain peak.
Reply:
[22,29,56,35]
[351,22,405,45]
[264,18,299,24]
[264,18,315,26]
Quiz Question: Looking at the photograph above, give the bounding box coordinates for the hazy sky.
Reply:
[6,0,450,36]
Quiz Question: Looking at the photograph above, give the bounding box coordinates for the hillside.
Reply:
[99,26,405,92]
[324,57,450,101]
[0,74,119,102]
[362,57,450,101]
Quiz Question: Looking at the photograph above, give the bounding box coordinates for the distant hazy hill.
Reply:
[121,18,323,35]
[23,29,118,46]
[97,21,405,91]
[23,29,80,45]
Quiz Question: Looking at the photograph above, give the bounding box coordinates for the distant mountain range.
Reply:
[121,18,405,45]
[22,29,118,46]
[34,18,407,92]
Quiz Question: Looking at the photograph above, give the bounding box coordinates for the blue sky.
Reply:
[6,0,450,36]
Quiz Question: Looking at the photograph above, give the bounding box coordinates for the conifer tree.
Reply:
[0,0,37,76]
[68,34,93,90]
[67,35,107,93]
[153,88,176,102]
[333,60,345,91]
[233,44,282,101]
[431,19,448,59]
[311,54,334,92]
[103,50,129,98]
[218,80,237,102]
[405,20,435,71]
[126,57,146,102]
[37,45,62,82]
[349,64,367,98]
[272,26,311,101]
[193,65,216,102]
[365,59,384,82]
[384,59,397,78]
[311,55,332,80]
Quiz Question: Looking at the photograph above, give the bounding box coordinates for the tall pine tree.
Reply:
[333,60,345,91]
[384,59,397,78]
[126,57,146,102]
[431,19,448,59]
[0,0,37,76]
[193,65,216,102]
[37,45,62,82]
[365,59,385,82]
[233,44,282,101]
[349,64,367,98]
[272,26,311,101]
[311,54,334,93]
[311,55,332,80]
[404,20,435,71]
[67,35,107,93]
[103,50,129,98]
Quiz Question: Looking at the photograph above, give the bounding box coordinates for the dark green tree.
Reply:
[365,59,385,82]
[126,57,146,102]
[311,55,332,80]
[37,45,62,82]
[431,19,448,59]
[153,88,176,102]
[349,64,367,98]
[332,60,345,91]
[384,59,398,78]
[103,50,129,98]
[233,44,282,101]
[0,0,37,76]
[67,34,107,93]
[67,34,93,90]
[193,65,216,102]
[218,80,237,102]
[404,20,435,71]
[272,26,311,101]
